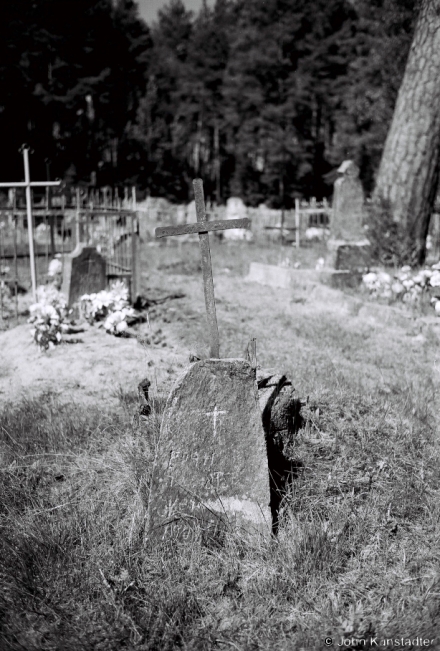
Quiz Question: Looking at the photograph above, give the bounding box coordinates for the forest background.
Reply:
[0,0,417,207]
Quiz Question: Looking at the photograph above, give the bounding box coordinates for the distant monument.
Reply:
[224,197,252,241]
[326,160,370,277]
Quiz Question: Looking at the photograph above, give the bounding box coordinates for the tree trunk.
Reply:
[373,0,440,264]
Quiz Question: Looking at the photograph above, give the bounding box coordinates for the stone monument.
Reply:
[61,244,107,307]
[147,359,272,540]
[326,160,370,278]
[224,197,252,241]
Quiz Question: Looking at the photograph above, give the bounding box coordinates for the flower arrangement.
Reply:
[28,285,70,351]
[80,281,135,336]
[362,262,440,313]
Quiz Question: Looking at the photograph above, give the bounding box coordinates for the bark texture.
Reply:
[373,0,440,263]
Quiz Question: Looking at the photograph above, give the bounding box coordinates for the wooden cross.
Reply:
[0,146,61,300]
[155,178,250,358]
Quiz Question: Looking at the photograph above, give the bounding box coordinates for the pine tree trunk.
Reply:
[373,0,440,264]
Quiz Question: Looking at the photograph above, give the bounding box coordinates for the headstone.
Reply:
[326,160,370,275]
[176,205,187,225]
[34,222,48,244]
[186,199,197,222]
[61,244,107,307]
[147,359,272,540]
[224,197,252,241]
[245,262,294,289]
[176,201,198,241]
[137,197,172,240]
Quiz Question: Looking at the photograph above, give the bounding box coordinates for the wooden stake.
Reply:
[193,178,220,359]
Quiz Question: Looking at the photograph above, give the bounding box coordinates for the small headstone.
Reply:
[176,205,187,225]
[186,200,197,222]
[326,160,370,277]
[177,201,199,244]
[245,262,293,288]
[61,244,107,307]
[147,359,272,540]
[224,197,252,241]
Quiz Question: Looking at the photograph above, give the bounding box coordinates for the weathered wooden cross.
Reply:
[155,178,250,358]
[0,146,61,300]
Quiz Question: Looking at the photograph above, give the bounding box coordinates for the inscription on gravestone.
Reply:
[62,244,107,307]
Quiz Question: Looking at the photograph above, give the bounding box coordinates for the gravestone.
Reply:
[224,197,252,241]
[175,201,198,241]
[176,205,187,225]
[326,160,370,275]
[61,243,107,307]
[147,359,272,540]
[186,199,197,222]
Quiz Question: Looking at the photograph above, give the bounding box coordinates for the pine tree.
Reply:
[222,0,358,205]
[332,0,416,193]
[0,0,151,184]
[372,0,440,264]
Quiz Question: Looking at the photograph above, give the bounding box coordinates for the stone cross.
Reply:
[156,178,250,358]
[0,146,61,300]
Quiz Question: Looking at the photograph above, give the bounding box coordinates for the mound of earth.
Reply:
[0,321,188,407]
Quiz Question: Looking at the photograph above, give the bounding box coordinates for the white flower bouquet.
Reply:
[80,281,135,336]
[362,262,440,314]
[28,285,70,351]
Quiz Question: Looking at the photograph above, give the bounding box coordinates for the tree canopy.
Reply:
[0,0,418,204]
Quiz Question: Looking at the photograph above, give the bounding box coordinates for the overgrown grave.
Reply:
[142,178,302,541]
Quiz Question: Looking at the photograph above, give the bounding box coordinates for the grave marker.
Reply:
[147,359,272,540]
[156,178,250,358]
[326,160,371,275]
[330,160,365,241]
[224,197,251,241]
[61,244,107,307]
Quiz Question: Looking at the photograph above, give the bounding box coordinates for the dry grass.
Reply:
[1,241,440,649]
[1,382,440,649]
